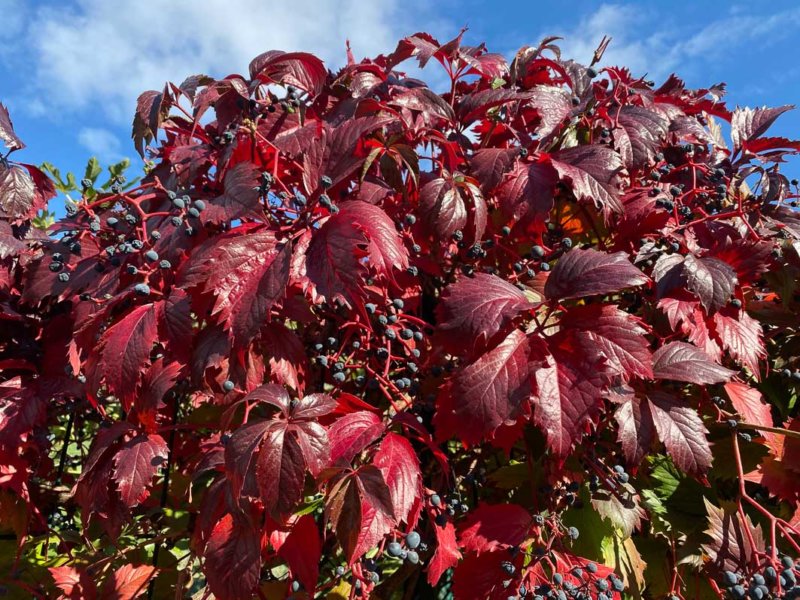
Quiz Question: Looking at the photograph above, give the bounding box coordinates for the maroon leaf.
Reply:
[306,213,368,306]
[497,160,558,225]
[527,85,573,138]
[701,498,765,572]
[647,391,712,475]
[559,304,653,380]
[205,162,264,223]
[0,103,24,151]
[204,514,261,600]
[391,87,455,124]
[436,273,536,355]
[338,201,409,282]
[439,329,533,445]
[249,51,327,97]
[0,164,35,223]
[420,175,484,241]
[652,341,734,384]
[276,514,321,592]
[325,466,395,563]
[549,145,625,216]
[682,254,737,312]
[328,411,384,465]
[469,148,518,192]
[373,432,421,524]
[612,106,669,169]
[544,248,649,301]
[458,503,531,554]
[112,433,168,508]
[181,226,290,348]
[132,89,168,158]
[712,308,765,378]
[731,105,794,152]
[0,220,25,259]
[101,564,157,600]
[724,381,772,430]
[614,392,655,465]
[92,304,159,408]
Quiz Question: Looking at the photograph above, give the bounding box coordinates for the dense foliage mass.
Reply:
[2,31,800,599]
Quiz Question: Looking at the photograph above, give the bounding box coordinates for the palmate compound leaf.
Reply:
[224,386,334,516]
[652,341,735,384]
[544,248,649,302]
[436,272,536,355]
[436,329,533,446]
[180,225,290,348]
[325,465,395,564]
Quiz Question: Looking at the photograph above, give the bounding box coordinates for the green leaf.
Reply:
[84,157,102,182]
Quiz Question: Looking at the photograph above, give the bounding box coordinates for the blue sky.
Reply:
[2,0,800,209]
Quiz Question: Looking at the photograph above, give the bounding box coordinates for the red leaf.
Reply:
[338,201,409,282]
[0,102,24,151]
[725,382,778,452]
[181,227,290,348]
[458,503,531,554]
[701,498,765,572]
[50,566,98,600]
[436,273,536,355]
[204,514,261,600]
[92,304,159,409]
[427,521,461,586]
[469,148,518,192]
[614,392,655,465]
[306,213,368,306]
[204,162,264,223]
[0,164,35,224]
[712,308,765,379]
[249,50,327,97]
[544,248,648,301]
[438,329,533,445]
[101,564,157,600]
[652,341,734,384]
[549,145,625,217]
[647,391,712,474]
[277,514,321,592]
[497,160,557,225]
[325,466,395,563]
[328,411,384,465]
[612,105,669,169]
[731,105,794,152]
[527,85,573,138]
[559,303,653,380]
[373,432,421,524]
[682,254,738,312]
[420,175,485,241]
[112,433,168,508]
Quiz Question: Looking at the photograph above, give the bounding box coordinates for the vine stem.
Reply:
[55,410,75,483]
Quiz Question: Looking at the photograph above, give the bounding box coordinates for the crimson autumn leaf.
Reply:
[49,566,97,600]
[328,410,385,465]
[204,514,261,600]
[611,105,669,169]
[249,50,327,97]
[458,503,532,554]
[87,304,159,409]
[203,162,264,223]
[724,381,773,435]
[544,248,649,301]
[527,85,574,139]
[549,145,625,217]
[390,87,456,125]
[276,514,321,592]
[652,341,734,384]
[711,308,765,378]
[131,88,168,157]
[224,385,333,515]
[614,391,655,465]
[559,303,653,381]
[112,433,168,508]
[100,564,157,600]
[682,254,738,312]
[420,174,485,241]
[647,391,712,475]
[731,105,793,153]
[338,201,409,282]
[436,329,533,445]
[469,148,518,192]
[496,160,558,225]
[180,225,290,348]
[325,465,395,563]
[427,521,461,586]
[305,212,368,306]
[436,272,536,355]
[0,102,24,151]
[373,432,421,524]
[0,164,35,223]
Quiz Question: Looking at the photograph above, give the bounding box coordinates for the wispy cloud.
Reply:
[9,0,448,123]
[77,127,123,161]
[549,3,800,83]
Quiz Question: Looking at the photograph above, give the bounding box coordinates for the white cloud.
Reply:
[11,0,447,123]
[548,3,800,82]
[78,127,122,160]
